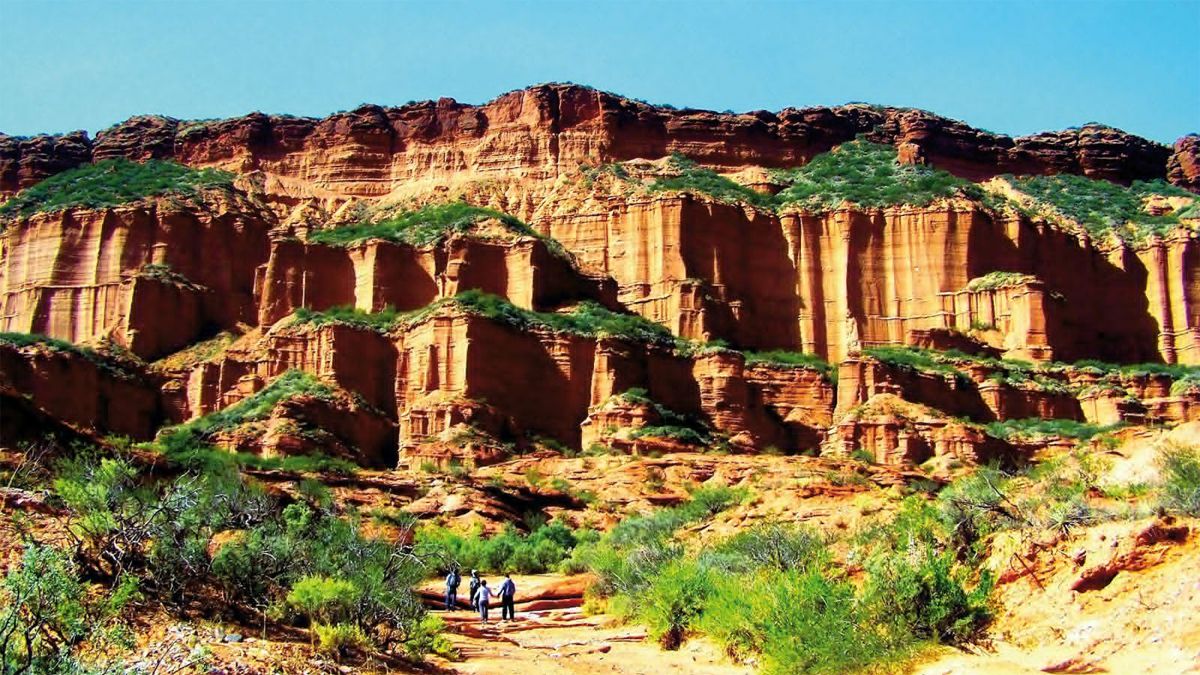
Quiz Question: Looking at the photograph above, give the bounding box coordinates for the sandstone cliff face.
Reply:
[0,342,164,439]
[544,194,1197,365]
[1167,135,1200,193]
[3,84,1193,200]
[164,307,836,458]
[3,84,1197,473]
[0,193,273,359]
[257,234,611,327]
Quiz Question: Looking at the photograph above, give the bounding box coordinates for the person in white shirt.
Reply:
[474,579,493,624]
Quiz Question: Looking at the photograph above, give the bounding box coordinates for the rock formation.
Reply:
[1,84,1197,469]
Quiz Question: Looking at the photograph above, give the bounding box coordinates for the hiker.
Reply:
[444,567,461,611]
[499,573,517,621]
[474,579,493,624]
[468,569,481,610]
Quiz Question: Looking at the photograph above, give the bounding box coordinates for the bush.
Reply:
[774,139,980,211]
[984,418,1118,443]
[1158,441,1200,515]
[649,154,774,209]
[861,540,993,643]
[287,576,360,625]
[712,523,829,573]
[0,544,138,673]
[307,201,558,252]
[1011,174,1191,242]
[413,521,584,575]
[0,158,235,218]
[293,305,406,332]
[453,290,678,347]
[0,331,143,379]
[640,560,714,649]
[212,503,427,652]
[743,350,835,380]
[312,622,371,660]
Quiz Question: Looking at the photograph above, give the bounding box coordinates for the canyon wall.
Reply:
[544,195,1199,365]
[3,84,1196,202]
[0,193,273,359]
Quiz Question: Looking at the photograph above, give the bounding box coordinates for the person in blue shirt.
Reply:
[444,567,461,611]
[499,573,517,621]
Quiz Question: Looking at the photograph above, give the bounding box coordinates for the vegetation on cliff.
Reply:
[648,154,775,208]
[0,158,235,218]
[0,331,145,379]
[309,202,545,248]
[1010,174,1196,242]
[743,349,836,381]
[773,139,984,210]
[645,140,988,213]
[155,370,358,474]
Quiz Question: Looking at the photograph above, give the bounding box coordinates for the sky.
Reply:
[1,0,1197,144]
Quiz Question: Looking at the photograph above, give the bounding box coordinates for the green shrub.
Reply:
[640,560,714,649]
[212,503,427,651]
[937,467,1022,556]
[966,271,1037,291]
[630,425,709,445]
[293,305,405,332]
[864,345,967,382]
[984,418,1118,443]
[1011,174,1191,242]
[1157,441,1200,515]
[0,544,139,673]
[711,523,829,574]
[0,158,235,218]
[453,290,678,347]
[312,622,371,660]
[413,521,585,575]
[774,139,981,211]
[861,539,993,643]
[287,576,360,625]
[649,154,774,209]
[0,331,143,379]
[307,202,558,253]
[743,350,835,381]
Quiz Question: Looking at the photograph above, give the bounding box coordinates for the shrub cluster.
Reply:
[648,154,775,209]
[578,491,993,673]
[743,349,836,381]
[1011,174,1194,242]
[643,140,987,214]
[154,370,357,474]
[414,521,596,575]
[0,331,144,379]
[774,140,984,211]
[0,158,235,218]
[983,418,1121,443]
[293,305,407,332]
[10,441,447,667]
[452,290,679,347]
[307,202,549,250]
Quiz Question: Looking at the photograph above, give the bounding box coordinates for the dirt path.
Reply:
[421,575,750,675]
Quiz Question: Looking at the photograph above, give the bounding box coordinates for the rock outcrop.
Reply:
[3,84,1194,199]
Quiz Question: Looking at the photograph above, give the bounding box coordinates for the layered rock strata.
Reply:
[4,84,1196,200]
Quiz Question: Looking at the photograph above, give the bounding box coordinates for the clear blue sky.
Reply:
[1,0,1197,144]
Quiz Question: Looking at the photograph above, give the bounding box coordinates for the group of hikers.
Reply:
[444,567,517,624]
